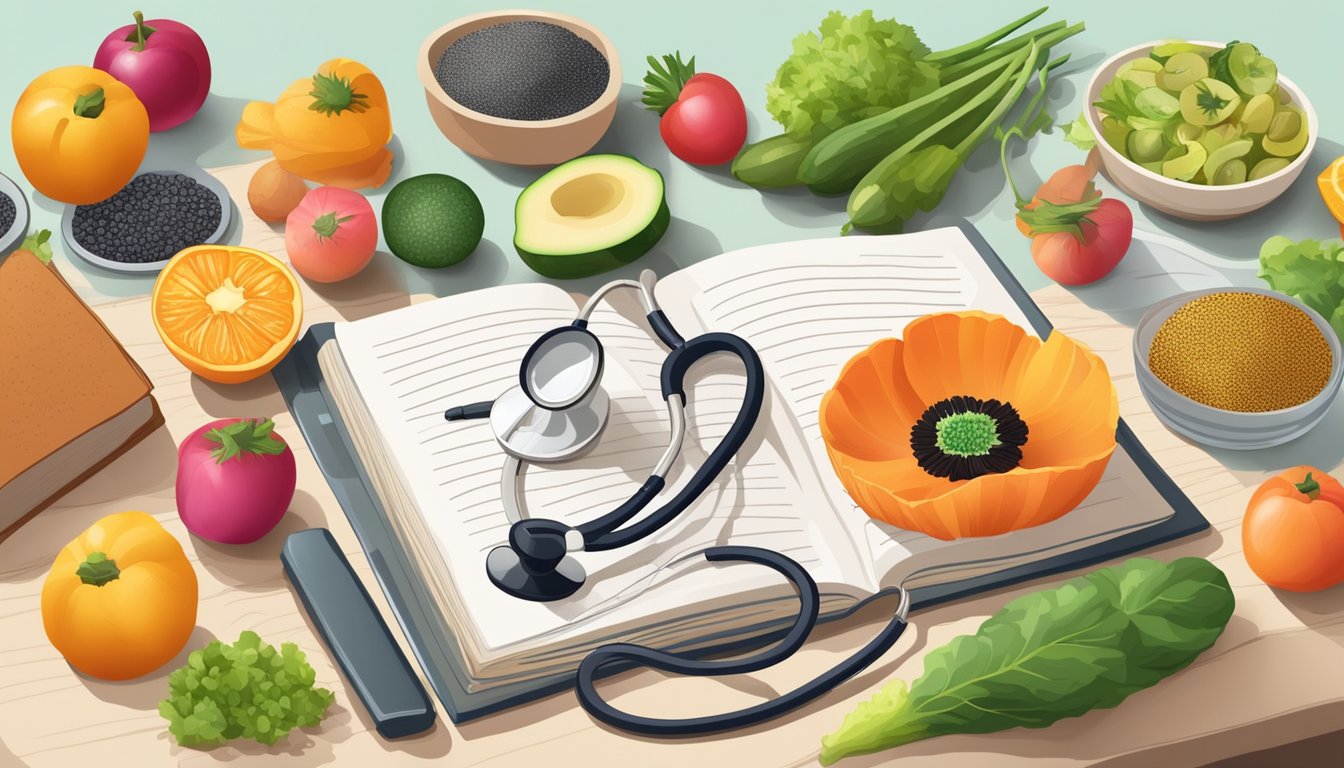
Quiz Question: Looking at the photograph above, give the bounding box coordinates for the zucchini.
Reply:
[731,133,812,189]
[800,53,1017,196]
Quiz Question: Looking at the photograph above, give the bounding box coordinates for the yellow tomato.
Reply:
[11,66,149,205]
[41,511,198,680]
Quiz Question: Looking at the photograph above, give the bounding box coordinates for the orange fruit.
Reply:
[152,245,303,384]
[1317,157,1344,224]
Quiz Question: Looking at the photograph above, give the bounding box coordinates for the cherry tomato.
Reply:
[1243,466,1344,592]
[659,73,747,166]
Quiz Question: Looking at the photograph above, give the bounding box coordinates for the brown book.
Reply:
[0,251,163,541]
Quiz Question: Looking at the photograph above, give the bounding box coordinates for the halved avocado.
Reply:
[515,155,670,279]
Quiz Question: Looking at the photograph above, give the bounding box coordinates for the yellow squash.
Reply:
[41,511,198,680]
[236,58,393,189]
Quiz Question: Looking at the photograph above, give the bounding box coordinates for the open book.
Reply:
[306,225,1199,713]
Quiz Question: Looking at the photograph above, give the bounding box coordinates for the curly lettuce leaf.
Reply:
[766,11,939,138]
[1259,236,1344,341]
[820,557,1233,765]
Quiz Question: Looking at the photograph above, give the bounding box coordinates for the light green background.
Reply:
[3,0,1340,295]
[3,0,1342,470]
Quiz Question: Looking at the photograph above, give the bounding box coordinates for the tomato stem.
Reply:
[1296,472,1321,500]
[312,212,355,242]
[76,551,121,587]
[73,88,106,119]
[127,10,157,52]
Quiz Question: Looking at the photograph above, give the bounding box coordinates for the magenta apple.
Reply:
[93,11,210,132]
[176,418,296,544]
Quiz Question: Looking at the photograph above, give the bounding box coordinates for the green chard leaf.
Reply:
[820,557,1234,765]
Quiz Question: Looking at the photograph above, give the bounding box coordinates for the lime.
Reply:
[381,174,484,268]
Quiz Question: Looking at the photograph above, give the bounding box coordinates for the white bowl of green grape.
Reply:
[1084,40,1315,221]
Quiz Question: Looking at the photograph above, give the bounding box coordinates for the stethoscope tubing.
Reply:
[575,545,910,736]
[454,272,914,736]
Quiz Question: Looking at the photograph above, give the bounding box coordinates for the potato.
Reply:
[247,160,308,223]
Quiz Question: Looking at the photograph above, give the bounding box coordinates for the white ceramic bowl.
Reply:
[1133,288,1342,450]
[1084,40,1317,221]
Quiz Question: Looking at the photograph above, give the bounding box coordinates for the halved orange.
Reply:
[1318,156,1344,224]
[152,245,303,384]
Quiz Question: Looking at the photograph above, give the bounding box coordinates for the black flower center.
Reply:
[910,396,1029,481]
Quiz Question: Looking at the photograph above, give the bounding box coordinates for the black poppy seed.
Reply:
[433,20,609,121]
[0,194,15,236]
[71,173,222,264]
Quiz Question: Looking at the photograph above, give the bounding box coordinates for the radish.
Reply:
[1003,141,1133,286]
[176,418,296,544]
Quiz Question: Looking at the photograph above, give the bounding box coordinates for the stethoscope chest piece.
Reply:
[486,519,587,601]
[489,385,610,463]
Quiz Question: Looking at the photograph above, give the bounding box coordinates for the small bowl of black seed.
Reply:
[61,168,231,274]
[418,10,621,166]
[0,173,30,257]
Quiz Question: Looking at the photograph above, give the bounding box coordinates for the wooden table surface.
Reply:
[2,161,1342,768]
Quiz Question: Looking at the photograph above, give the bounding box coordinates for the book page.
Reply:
[332,282,855,663]
[658,228,1178,585]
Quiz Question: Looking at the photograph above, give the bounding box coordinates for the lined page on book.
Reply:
[333,283,854,656]
[660,228,1178,582]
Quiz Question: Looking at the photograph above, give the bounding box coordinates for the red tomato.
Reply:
[660,73,747,166]
[1243,466,1344,592]
[1030,198,1133,285]
[285,186,377,283]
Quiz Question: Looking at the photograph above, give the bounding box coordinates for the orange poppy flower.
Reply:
[820,311,1119,540]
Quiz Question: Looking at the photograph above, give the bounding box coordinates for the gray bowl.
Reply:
[0,172,30,256]
[61,168,231,274]
[1134,288,1343,450]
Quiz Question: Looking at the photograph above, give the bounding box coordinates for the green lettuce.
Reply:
[765,11,939,138]
[1259,236,1344,341]
[1061,112,1097,150]
[819,557,1233,765]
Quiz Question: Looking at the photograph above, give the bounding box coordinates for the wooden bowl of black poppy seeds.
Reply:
[418,10,621,166]
[60,168,230,274]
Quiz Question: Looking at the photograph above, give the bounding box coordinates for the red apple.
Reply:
[93,11,210,132]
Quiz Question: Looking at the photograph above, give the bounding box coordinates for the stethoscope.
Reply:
[445,270,910,736]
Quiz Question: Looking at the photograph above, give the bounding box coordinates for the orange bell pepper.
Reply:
[11,66,149,205]
[237,58,393,189]
[41,511,198,680]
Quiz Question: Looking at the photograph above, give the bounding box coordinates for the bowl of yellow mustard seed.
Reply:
[1134,287,1341,450]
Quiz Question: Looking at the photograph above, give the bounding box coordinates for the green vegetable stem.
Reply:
[920,7,1049,67]
[843,44,1057,234]
[819,557,1234,764]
